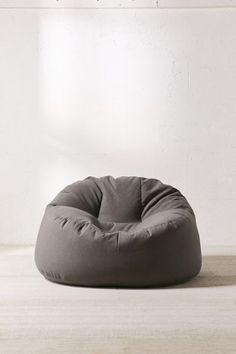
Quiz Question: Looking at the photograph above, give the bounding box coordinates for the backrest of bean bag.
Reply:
[49,176,193,222]
[50,178,102,217]
[141,178,193,218]
[98,176,142,222]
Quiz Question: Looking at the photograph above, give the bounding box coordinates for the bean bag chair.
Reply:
[35,176,201,287]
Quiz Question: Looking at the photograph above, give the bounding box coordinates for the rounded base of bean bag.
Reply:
[35,176,202,287]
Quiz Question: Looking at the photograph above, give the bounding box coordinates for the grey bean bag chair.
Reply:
[35,176,201,287]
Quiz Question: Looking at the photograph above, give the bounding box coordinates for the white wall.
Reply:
[0,8,236,246]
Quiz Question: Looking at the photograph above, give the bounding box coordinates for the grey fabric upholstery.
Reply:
[35,176,201,287]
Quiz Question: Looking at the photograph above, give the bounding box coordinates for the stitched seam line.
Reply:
[94,179,103,218]
[140,177,143,221]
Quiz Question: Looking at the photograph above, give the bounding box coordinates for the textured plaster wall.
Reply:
[0,9,236,245]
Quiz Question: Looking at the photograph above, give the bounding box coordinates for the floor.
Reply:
[0,246,235,354]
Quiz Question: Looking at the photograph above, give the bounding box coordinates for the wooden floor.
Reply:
[0,246,236,354]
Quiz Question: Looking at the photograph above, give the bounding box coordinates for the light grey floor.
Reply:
[0,246,236,354]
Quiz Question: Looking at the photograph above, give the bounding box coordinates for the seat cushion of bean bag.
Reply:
[35,176,201,287]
